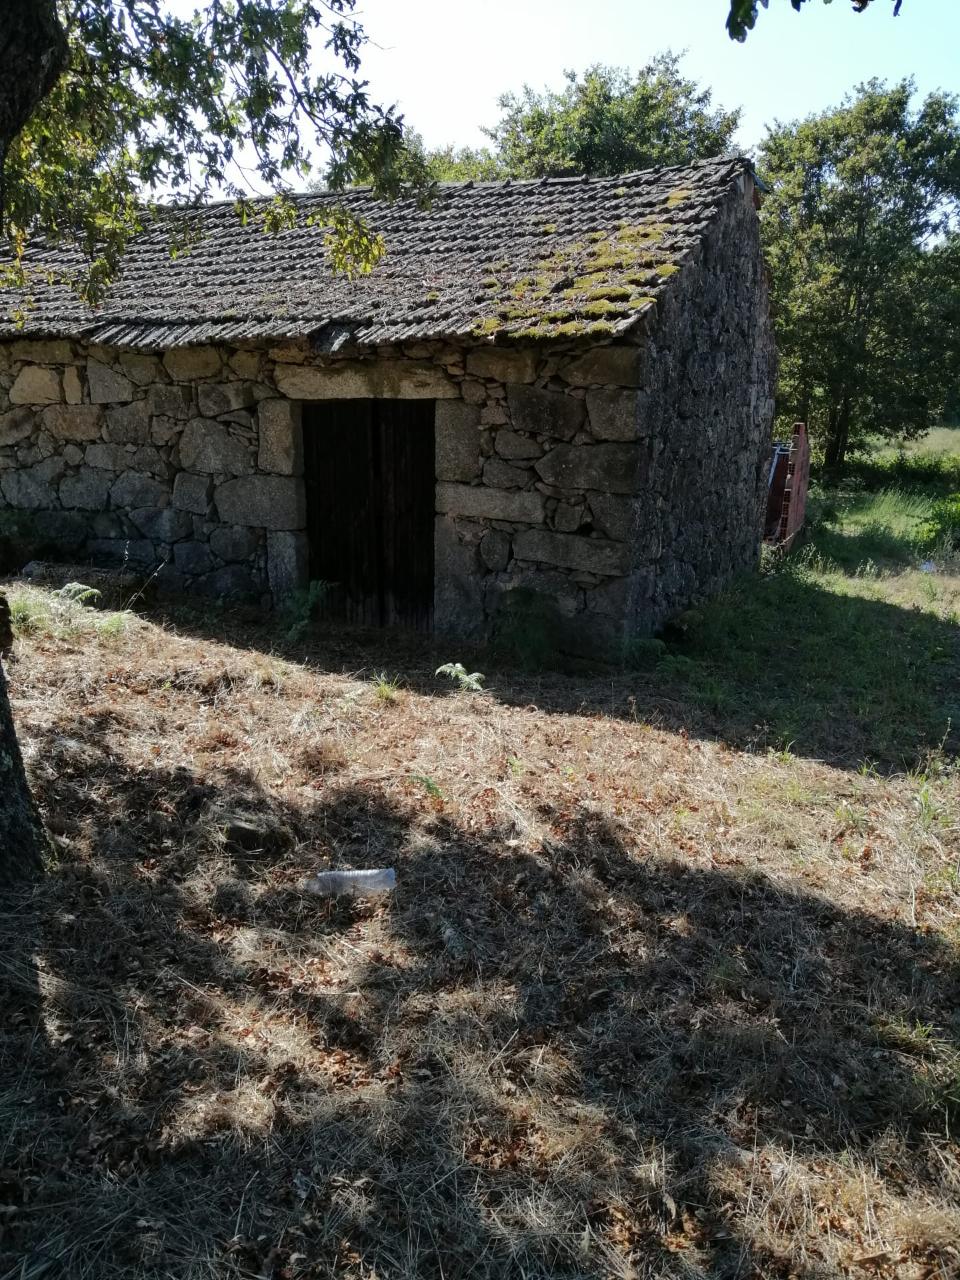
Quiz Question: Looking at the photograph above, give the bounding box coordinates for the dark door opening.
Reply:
[303,399,435,630]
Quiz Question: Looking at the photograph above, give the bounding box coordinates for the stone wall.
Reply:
[0,337,654,646]
[637,170,777,625]
[0,176,774,653]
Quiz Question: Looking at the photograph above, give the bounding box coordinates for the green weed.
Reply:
[371,672,402,704]
[410,773,444,801]
[648,478,959,766]
[9,595,48,636]
[57,582,102,607]
[96,612,131,640]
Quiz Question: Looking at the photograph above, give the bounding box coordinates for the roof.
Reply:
[0,155,752,352]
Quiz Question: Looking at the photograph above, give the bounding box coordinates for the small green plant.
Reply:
[621,636,667,670]
[410,773,444,802]
[9,595,47,637]
[283,580,330,642]
[656,653,697,680]
[96,612,131,640]
[913,782,942,831]
[436,662,486,692]
[490,590,567,670]
[57,582,103,607]
[371,671,402,703]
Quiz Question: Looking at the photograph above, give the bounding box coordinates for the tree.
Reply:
[727,0,904,42]
[336,58,739,189]
[1,0,427,294]
[0,0,421,879]
[482,59,740,180]
[0,596,48,880]
[758,80,960,469]
[326,129,504,187]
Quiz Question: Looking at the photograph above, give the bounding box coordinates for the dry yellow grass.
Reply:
[1,570,958,1279]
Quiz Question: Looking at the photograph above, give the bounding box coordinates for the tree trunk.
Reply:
[0,0,68,216]
[0,653,48,881]
[0,3,66,876]
[823,397,851,474]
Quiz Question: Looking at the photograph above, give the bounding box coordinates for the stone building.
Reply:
[0,155,775,654]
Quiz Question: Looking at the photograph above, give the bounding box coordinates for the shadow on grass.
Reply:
[3,717,959,1278]
[142,553,960,771]
[811,521,921,570]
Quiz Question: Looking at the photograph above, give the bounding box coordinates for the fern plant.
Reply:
[57,582,102,606]
[436,662,486,693]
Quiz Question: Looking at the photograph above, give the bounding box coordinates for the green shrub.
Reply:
[917,492,960,550]
[282,580,330,641]
[490,589,568,669]
[621,636,667,670]
[9,595,48,636]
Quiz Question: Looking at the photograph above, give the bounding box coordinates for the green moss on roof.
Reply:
[564,283,632,302]
[665,188,693,207]
[474,199,684,341]
[581,299,621,316]
[1,156,750,348]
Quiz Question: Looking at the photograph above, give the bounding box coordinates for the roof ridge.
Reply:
[164,153,752,210]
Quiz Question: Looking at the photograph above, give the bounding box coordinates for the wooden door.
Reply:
[303,399,435,630]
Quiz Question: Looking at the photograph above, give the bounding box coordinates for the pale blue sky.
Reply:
[353,0,959,155]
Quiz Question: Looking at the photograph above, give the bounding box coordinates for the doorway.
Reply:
[302,399,435,630]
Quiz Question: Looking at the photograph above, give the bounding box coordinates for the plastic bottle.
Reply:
[303,868,396,896]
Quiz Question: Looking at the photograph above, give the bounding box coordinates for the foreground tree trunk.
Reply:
[0,0,67,194]
[0,0,68,875]
[0,658,47,879]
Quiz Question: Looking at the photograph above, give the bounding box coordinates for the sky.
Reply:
[350,0,960,156]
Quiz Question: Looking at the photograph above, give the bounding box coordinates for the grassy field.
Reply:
[1,455,959,1279]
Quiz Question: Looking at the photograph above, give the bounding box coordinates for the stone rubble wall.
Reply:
[0,338,652,647]
[0,186,774,652]
[0,342,309,604]
[637,174,777,627]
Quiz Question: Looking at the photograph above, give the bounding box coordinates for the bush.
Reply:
[282,580,330,641]
[490,589,568,669]
[917,493,960,551]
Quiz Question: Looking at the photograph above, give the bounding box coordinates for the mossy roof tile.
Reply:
[0,155,753,350]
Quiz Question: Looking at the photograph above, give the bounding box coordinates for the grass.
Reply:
[1,455,959,1279]
[652,472,960,765]
[370,671,403,704]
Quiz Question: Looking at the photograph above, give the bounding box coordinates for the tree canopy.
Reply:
[758,79,960,468]
[1,0,426,295]
[727,0,904,42]
[393,59,740,185]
